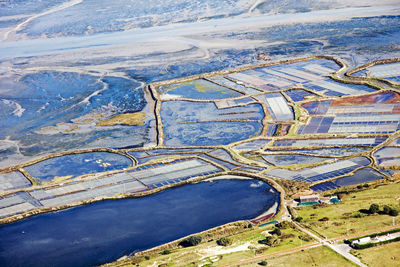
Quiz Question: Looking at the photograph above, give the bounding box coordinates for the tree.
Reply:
[383,205,391,214]
[319,217,329,222]
[369,203,379,214]
[270,228,282,236]
[294,216,303,222]
[258,260,268,266]
[389,209,399,217]
[160,250,171,255]
[258,236,279,247]
[179,235,202,247]
[217,237,232,246]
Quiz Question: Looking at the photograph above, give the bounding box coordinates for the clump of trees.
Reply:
[217,237,232,247]
[369,203,379,214]
[270,228,282,236]
[275,221,292,229]
[366,204,398,216]
[294,216,303,222]
[179,235,202,247]
[258,236,280,247]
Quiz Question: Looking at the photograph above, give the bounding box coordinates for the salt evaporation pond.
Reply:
[0,178,279,267]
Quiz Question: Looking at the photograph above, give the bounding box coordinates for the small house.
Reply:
[299,194,319,203]
[352,236,371,245]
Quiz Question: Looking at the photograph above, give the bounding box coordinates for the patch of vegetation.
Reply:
[359,203,399,216]
[179,235,202,247]
[352,240,400,266]
[275,221,293,229]
[369,203,380,214]
[296,183,400,238]
[294,216,303,222]
[258,259,268,266]
[160,250,171,255]
[276,179,310,197]
[258,236,280,247]
[270,228,282,236]
[263,245,355,267]
[217,237,232,247]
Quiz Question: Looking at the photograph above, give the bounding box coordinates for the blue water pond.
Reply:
[25,152,132,182]
[0,179,279,267]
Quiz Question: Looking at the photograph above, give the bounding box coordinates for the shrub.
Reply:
[160,250,171,255]
[217,237,232,247]
[258,260,268,266]
[275,221,291,229]
[369,203,379,214]
[319,217,329,222]
[389,209,399,216]
[281,233,296,239]
[179,235,202,247]
[144,255,150,260]
[352,212,363,218]
[294,216,303,222]
[270,228,282,236]
[258,236,279,247]
[383,205,391,214]
[255,247,268,255]
[298,235,313,242]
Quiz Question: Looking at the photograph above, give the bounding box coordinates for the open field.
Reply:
[351,240,400,267]
[295,182,400,238]
[238,245,357,267]
[114,224,314,267]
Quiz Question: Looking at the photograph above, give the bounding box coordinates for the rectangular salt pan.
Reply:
[0,172,31,191]
[0,202,35,218]
[368,63,400,78]
[274,137,381,147]
[265,95,294,121]
[303,64,335,75]
[308,80,363,95]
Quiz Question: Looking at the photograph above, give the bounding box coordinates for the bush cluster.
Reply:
[368,204,398,216]
[217,237,232,247]
[179,235,202,247]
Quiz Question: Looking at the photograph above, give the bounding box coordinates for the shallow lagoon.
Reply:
[262,154,330,166]
[0,179,279,267]
[158,79,241,100]
[25,152,132,182]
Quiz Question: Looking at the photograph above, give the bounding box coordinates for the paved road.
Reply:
[326,243,367,267]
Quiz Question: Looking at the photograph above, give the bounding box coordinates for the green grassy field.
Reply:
[240,245,356,267]
[123,224,313,267]
[351,241,400,267]
[295,183,400,238]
